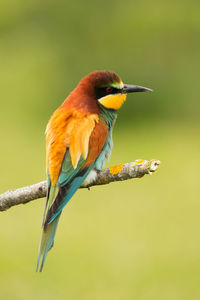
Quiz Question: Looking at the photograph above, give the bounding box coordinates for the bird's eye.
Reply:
[106,87,113,93]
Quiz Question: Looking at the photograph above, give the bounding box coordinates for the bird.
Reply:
[36,70,152,272]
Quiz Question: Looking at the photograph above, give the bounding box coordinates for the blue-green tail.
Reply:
[36,214,61,272]
[36,162,94,272]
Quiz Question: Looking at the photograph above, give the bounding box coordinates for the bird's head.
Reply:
[78,70,152,111]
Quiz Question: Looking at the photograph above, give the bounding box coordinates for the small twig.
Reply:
[0,159,160,211]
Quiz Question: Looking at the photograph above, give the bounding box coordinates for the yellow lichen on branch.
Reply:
[109,163,124,175]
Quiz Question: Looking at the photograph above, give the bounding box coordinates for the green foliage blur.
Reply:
[0,0,200,299]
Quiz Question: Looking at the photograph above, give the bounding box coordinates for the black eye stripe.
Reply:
[95,87,121,100]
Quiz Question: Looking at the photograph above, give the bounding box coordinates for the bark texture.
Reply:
[0,159,160,211]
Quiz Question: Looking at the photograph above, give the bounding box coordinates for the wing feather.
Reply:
[69,115,98,168]
[46,108,99,184]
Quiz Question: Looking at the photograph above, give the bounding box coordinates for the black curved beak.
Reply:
[122,84,153,94]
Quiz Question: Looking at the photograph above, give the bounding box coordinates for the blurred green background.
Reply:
[0,0,200,299]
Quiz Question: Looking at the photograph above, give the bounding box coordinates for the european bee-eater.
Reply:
[37,70,152,272]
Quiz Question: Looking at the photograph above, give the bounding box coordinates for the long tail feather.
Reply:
[36,213,61,272]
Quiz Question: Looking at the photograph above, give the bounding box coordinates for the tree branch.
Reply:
[0,159,160,211]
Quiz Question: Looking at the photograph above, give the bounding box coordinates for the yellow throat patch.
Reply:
[98,93,127,110]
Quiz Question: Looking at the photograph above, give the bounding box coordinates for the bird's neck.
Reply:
[99,105,117,129]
